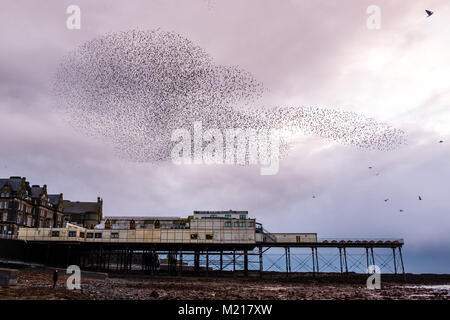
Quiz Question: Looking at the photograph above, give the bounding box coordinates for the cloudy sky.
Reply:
[1,0,449,273]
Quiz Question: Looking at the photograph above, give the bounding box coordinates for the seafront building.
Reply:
[0,176,102,235]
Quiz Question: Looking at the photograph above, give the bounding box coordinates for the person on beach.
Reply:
[53,269,58,288]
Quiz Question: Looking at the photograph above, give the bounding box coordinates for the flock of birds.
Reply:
[52,9,441,213]
[54,29,406,164]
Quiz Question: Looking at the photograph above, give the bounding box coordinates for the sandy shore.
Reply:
[0,269,448,300]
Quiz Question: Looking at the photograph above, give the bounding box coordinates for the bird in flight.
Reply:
[418,196,422,200]
[399,209,404,212]
[439,140,444,143]
[384,198,389,202]
[426,10,434,17]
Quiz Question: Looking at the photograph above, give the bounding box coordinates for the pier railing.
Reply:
[317,238,404,245]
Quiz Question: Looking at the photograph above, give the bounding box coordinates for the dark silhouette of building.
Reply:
[30,184,64,229]
[0,176,102,235]
[63,198,103,229]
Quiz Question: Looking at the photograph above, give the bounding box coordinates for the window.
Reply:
[86,233,93,238]
[225,221,231,227]
[111,233,119,239]
[248,222,254,227]
[206,234,213,240]
[190,233,198,239]
[240,215,246,219]
[80,232,85,238]
[225,214,231,219]
[51,231,60,237]
[68,231,77,237]
[94,233,102,238]
[234,221,239,227]
[240,222,245,227]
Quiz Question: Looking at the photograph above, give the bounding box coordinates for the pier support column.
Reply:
[206,250,209,276]
[259,246,263,277]
[370,247,375,268]
[311,247,315,276]
[285,248,288,274]
[45,244,50,266]
[107,250,111,271]
[220,251,223,271]
[399,246,405,277]
[392,248,398,275]
[343,247,348,274]
[244,250,248,276]
[66,245,71,267]
[194,251,200,274]
[179,249,183,275]
[151,249,156,274]
[284,247,291,276]
[339,247,343,274]
[315,247,319,273]
[366,248,370,274]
